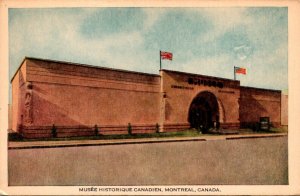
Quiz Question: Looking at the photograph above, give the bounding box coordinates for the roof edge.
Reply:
[240,86,281,93]
[25,57,160,77]
[11,57,282,93]
[11,57,160,83]
[10,57,28,83]
[161,69,240,83]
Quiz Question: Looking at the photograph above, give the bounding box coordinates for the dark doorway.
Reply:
[188,91,219,132]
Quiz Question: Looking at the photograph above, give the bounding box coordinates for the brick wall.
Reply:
[239,86,281,128]
[281,93,288,126]
[11,58,285,138]
[161,70,240,129]
[12,58,162,137]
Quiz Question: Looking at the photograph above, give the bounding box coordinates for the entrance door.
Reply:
[188,91,219,132]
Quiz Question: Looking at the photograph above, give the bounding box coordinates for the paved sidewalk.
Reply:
[8,132,287,149]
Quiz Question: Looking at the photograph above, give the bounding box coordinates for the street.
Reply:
[8,136,288,185]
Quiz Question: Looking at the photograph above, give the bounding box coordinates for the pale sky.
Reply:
[9,7,288,91]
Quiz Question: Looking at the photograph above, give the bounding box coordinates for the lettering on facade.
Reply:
[218,90,235,94]
[187,77,224,88]
[171,85,194,90]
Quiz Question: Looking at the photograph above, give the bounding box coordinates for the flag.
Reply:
[235,67,246,75]
[160,51,173,60]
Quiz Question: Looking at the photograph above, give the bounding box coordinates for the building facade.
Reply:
[11,57,284,138]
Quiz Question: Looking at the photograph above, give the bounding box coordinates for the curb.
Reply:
[8,133,287,150]
[8,138,207,150]
[226,134,286,140]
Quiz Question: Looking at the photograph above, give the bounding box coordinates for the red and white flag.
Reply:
[235,67,246,75]
[160,51,173,61]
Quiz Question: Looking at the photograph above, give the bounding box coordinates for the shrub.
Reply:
[155,123,160,133]
[128,123,132,135]
[8,132,23,141]
[51,124,57,138]
[94,124,99,136]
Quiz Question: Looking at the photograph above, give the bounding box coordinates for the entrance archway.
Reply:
[188,91,219,132]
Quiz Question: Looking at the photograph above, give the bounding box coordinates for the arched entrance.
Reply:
[188,91,220,132]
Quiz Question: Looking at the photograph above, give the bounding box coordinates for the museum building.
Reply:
[11,57,284,138]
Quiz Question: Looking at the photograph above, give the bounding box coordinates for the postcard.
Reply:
[0,0,299,195]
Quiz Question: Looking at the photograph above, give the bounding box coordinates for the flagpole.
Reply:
[159,50,162,70]
[234,66,236,80]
